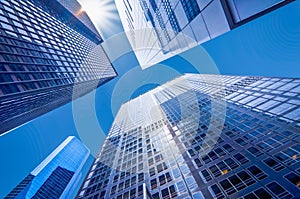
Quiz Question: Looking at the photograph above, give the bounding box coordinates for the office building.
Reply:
[0,0,117,135]
[115,0,294,68]
[78,74,300,199]
[5,136,90,198]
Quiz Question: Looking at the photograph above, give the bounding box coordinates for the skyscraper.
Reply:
[115,0,294,68]
[5,136,90,198]
[78,74,300,198]
[0,0,117,135]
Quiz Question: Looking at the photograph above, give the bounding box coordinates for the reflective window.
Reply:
[179,0,200,22]
[284,172,300,188]
[266,182,293,198]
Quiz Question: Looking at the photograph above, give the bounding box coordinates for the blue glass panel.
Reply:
[228,0,287,22]
[201,0,230,38]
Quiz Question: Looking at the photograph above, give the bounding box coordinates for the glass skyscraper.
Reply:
[5,136,90,199]
[0,0,117,135]
[115,0,294,68]
[78,74,300,199]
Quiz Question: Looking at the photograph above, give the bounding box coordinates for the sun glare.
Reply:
[80,1,98,14]
[78,0,120,36]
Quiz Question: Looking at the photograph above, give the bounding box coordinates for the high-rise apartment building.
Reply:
[5,136,90,198]
[78,74,300,199]
[0,0,117,135]
[115,0,294,68]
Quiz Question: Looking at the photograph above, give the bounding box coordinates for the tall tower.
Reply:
[78,74,300,198]
[0,0,117,135]
[115,0,294,68]
[5,136,90,198]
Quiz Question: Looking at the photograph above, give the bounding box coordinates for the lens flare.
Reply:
[78,0,121,37]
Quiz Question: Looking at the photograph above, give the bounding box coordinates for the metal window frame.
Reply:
[220,0,295,29]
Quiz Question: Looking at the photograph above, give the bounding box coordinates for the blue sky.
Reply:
[0,0,300,197]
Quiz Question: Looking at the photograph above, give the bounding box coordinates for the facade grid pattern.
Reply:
[0,0,116,135]
[78,74,300,199]
[5,136,90,198]
[115,0,293,68]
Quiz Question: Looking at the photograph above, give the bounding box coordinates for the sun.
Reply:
[79,0,99,15]
[78,0,120,37]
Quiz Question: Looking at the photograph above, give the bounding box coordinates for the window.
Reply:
[125,179,130,189]
[224,158,239,169]
[186,176,197,190]
[263,157,284,171]
[217,161,230,174]
[180,0,200,22]
[200,169,212,182]
[151,178,157,189]
[215,148,226,156]
[1,23,14,31]
[138,173,144,182]
[130,188,136,198]
[253,188,272,199]
[209,165,221,177]
[138,185,143,196]
[157,163,163,173]
[284,172,300,188]
[208,151,218,160]
[247,146,263,157]
[152,192,159,199]
[0,15,9,23]
[118,182,124,191]
[237,171,255,186]
[228,175,245,191]
[225,130,236,138]
[257,138,281,152]
[209,184,225,199]
[235,138,247,146]
[165,172,172,182]
[162,0,181,32]
[180,164,189,174]
[176,181,187,193]
[148,158,154,166]
[110,185,117,195]
[233,153,249,164]
[266,182,292,198]
[220,179,236,195]
[280,130,295,138]
[194,158,202,167]
[274,146,299,166]
[172,168,180,178]
[138,163,143,171]
[244,130,263,141]
[243,188,272,199]
[158,172,172,186]
[192,192,205,199]
[202,155,211,164]
[161,185,177,199]
[131,176,136,185]
[155,154,163,163]
[149,167,155,177]
[247,166,267,180]
[223,144,234,152]
[217,170,257,196]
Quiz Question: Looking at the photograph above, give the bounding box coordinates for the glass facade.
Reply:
[115,0,294,68]
[78,74,300,199]
[5,136,90,199]
[180,0,200,22]
[223,0,294,26]
[0,0,117,135]
[4,174,35,199]
[32,166,75,199]
[56,0,101,37]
